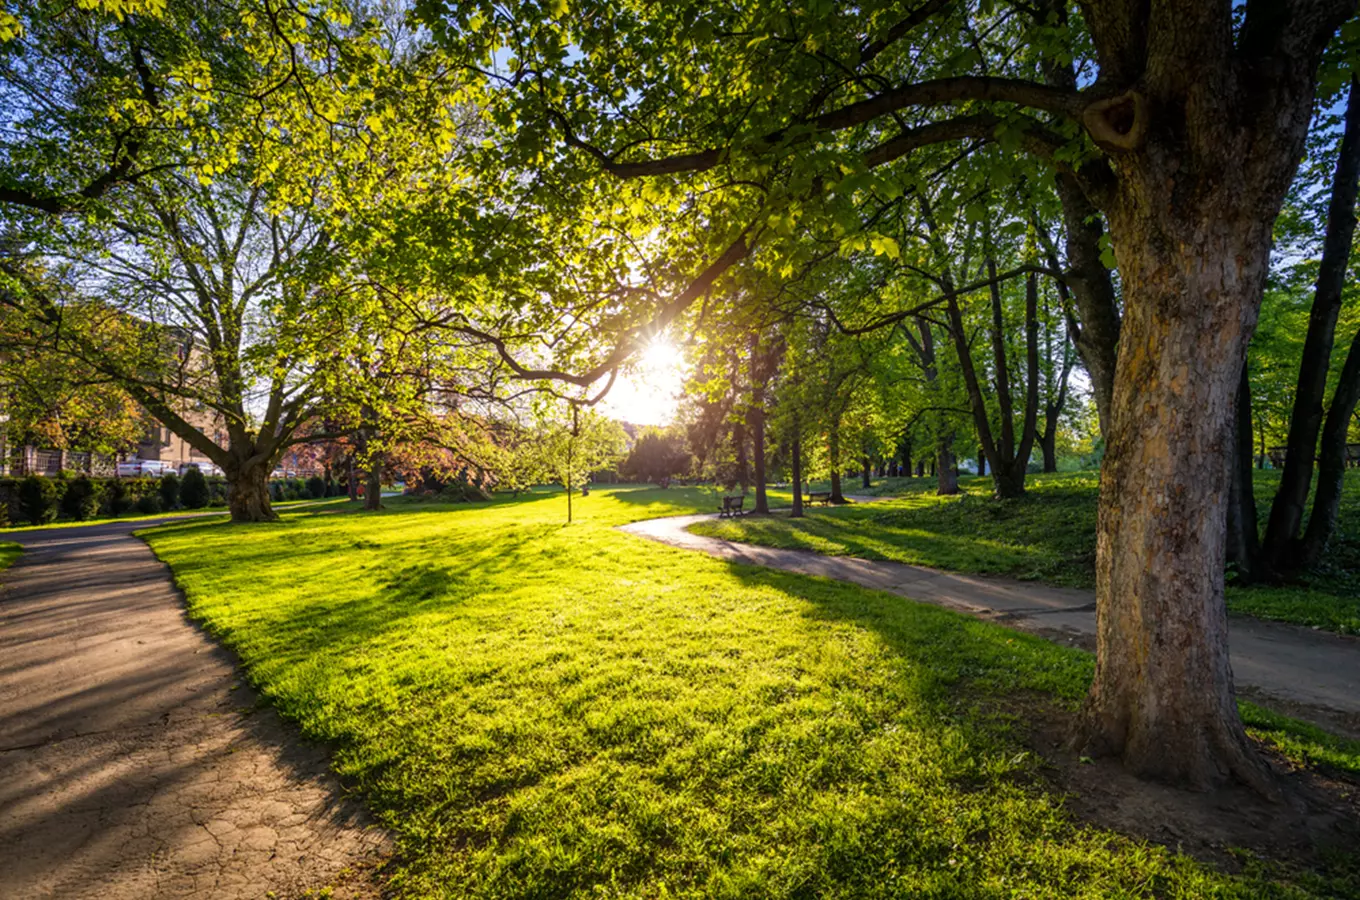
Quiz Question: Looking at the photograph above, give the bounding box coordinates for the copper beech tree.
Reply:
[407,0,1357,789]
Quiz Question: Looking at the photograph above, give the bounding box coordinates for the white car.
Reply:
[179,461,222,477]
[116,459,173,477]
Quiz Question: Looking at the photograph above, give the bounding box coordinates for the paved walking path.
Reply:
[620,503,1360,726]
[0,520,388,899]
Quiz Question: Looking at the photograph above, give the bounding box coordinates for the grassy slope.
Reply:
[0,540,19,570]
[144,486,1358,899]
[692,471,1360,635]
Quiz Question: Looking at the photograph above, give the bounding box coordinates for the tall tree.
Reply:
[1262,74,1360,572]
[415,0,1356,788]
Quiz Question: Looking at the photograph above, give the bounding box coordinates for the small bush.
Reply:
[180,467,210,509]
[135,493,163,514]
[158,472,181,510]
[306,475,326,500]
[270,482,284,502]
[105,478,133,516]
[60,475,102,521]
[18,475,58,525]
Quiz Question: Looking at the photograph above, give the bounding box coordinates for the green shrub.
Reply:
[270,482,284,502]
[180,467,210,508]
[60,475,102,521]
[106,478,134,515]
[18,476,58,525]
[306,475,326,499]
[134,493,163,515]
[158,472,181,510]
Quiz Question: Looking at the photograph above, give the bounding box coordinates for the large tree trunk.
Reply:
[365,455,383,511]
[828,416,846,503]
[1074,0,1344,791]
[790,417,804,519]
[227,460,276,523]
[1261,74,1360,573]
[1301,327,1360,564]
[977,451,986,476]
[861,457,872,490]
[1226,367,1262,582]
[1081,218,1278,791]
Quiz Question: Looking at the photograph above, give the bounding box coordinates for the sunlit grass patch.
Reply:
[143,486,1357,898]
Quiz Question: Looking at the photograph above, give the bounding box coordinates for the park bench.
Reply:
[719,494,746,518]
[805,490,832,506]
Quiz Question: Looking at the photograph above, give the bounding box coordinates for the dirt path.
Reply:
[0,520,388,899]
[620,504,1360,730]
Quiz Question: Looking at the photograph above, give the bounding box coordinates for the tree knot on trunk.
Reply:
[1084,91,1149,153]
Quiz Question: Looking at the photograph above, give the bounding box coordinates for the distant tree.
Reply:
[620,428,691,484]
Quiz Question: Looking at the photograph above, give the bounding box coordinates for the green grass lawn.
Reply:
[142,485,1359,898]
[691,471,1360,635]
[0,540,20,570]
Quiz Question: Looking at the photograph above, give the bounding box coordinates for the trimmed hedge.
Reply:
[0,472,229,525]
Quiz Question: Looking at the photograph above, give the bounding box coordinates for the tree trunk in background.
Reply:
[828,415,845,503]
[1052,176,1122,439]
[1040,431,1058,473]
[227,460,275,523]
[790,417,804,519]
[1226,368,1262,582]
[733,421,749,493]
[978,452,986,476]
[1302,327,1360,564]
[916,460,925,477]
[1036,0,1121,439]
[861,457,871,489]
[937,444,958,495]
[1261,74,1360,573]
[948,268,1040,499]
[346,454,359,501]
[751,407,769,513]
[365,457,383,511]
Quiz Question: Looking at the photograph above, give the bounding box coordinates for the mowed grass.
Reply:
[0,540,20,570]
[143,486,1359,898]
[692,471,1360,635]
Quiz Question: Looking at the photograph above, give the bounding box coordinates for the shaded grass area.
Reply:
[144,485,1358,898]
[0,495,354,533]
[0,540,20,570]
[691,472,1360,635]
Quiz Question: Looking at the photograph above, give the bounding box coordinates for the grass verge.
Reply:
[691,471,1360,635]
[143,485,1358,898]
[0,540,20,570]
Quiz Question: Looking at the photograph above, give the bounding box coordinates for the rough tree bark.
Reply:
[1261,74,1360,573]
[226,459,275,523]
[1075,0,1349,789]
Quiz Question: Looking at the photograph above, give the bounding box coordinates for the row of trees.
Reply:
[6,0,1360,794]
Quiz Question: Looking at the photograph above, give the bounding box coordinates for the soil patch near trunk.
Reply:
[1022,700,1360,884]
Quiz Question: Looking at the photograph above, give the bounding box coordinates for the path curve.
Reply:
[620,504,1360,728]
[0,519,388,899]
